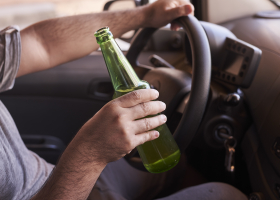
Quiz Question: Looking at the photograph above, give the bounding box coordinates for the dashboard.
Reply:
[212,37,261,88]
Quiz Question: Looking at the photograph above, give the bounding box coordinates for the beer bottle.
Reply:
[94,27,180,173]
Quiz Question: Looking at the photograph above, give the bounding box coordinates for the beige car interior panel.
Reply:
[202,0,278,24]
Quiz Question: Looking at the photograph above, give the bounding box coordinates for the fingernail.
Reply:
[161,115,167,122]
[153,89,159,98]
[154,131,160,138]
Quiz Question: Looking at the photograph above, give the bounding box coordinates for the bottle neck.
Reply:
[99,38,141,91]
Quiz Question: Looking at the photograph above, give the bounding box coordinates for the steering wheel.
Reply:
[125,16,211,171]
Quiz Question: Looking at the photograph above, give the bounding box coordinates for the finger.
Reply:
[129,101,166,120]
[116,89,159,108]
[134,130,160,146]
[133,114,167,134]
[169,4,194,19]
[171,21,181,31]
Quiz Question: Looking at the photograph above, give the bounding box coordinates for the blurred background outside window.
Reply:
[0,0,135,30]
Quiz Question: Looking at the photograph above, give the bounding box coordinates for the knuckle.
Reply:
[176,6,186,16]
[122,126,131,136]
[115,111,123,120]
[114,111,126,125]
[124,138,134,151]
[130,90,141,101]
[141,134,150,145]
[143,118,152,131]
[140,102,151,116]
[173,7,182,17]
[180,7,185,16]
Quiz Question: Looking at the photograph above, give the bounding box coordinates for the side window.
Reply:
[0,0,112,30]
[0,0,152,50]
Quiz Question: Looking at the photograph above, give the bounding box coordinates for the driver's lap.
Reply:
[88,158,169,200]
[87,158,247,200]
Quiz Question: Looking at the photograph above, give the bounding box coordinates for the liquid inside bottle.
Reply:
[95,27,180,173]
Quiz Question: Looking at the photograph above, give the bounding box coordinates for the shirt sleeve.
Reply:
[0,26,21,93]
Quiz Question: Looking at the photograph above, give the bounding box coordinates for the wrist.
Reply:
[140,4,153,28]
[65,132,107,168]
[32,138,106,199]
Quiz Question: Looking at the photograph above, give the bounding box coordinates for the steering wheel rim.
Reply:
[125,15,211,169]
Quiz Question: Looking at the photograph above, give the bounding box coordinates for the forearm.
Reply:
[19,7,148,77]
[18,0,194,77]
[31,134,106,200]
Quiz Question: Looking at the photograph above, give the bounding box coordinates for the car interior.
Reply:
[0,0,280,199]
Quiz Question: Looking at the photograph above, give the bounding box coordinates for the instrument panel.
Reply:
[212,38,262,88]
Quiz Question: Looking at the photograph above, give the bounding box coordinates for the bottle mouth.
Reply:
[94,26,110,37]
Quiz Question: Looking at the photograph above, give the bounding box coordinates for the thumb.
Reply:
[169,4,194,19]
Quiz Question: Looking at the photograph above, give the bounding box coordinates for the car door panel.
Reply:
[0,54,112,145]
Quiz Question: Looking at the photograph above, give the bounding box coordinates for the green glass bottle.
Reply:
[95,27,180,173]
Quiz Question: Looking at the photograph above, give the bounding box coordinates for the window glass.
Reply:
[0,0,110,30]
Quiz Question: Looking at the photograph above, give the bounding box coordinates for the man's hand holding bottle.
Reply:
[75,89,167,165]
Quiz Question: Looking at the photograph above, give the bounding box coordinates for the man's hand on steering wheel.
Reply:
[144,0,194,31]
